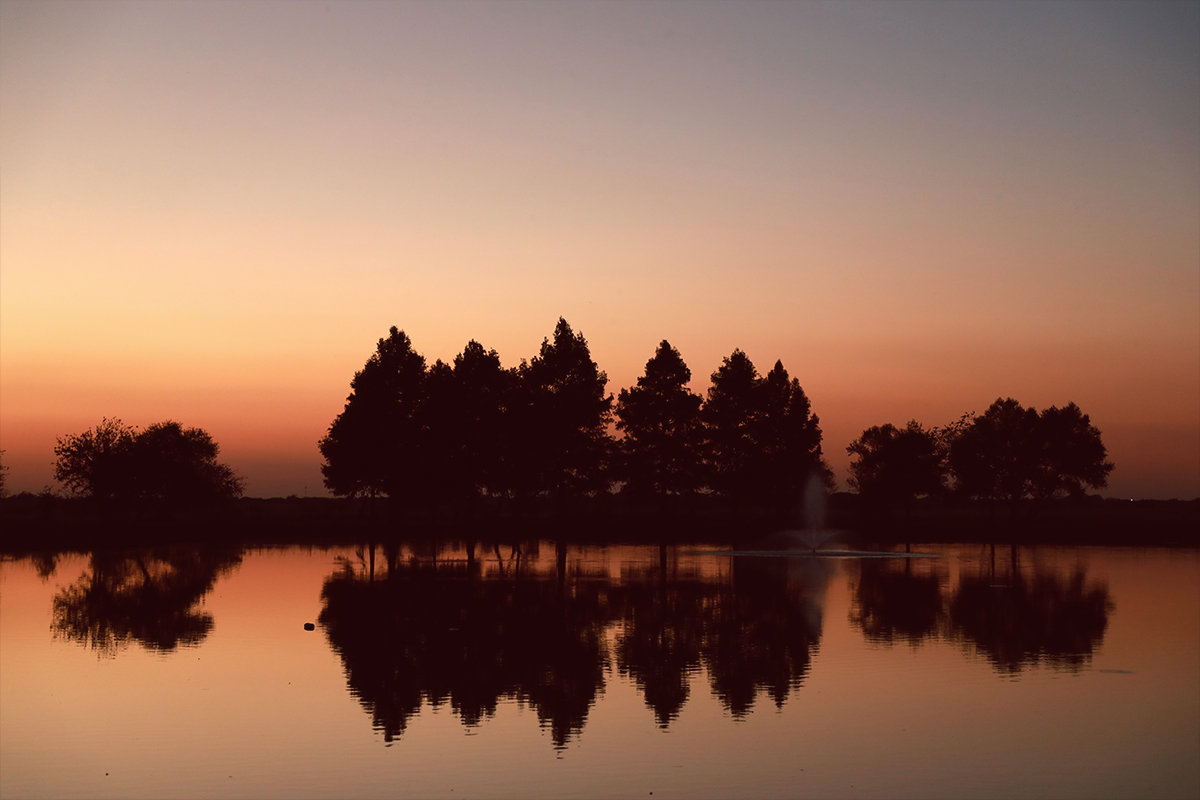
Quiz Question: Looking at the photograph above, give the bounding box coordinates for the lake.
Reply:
[1,540,1197,799]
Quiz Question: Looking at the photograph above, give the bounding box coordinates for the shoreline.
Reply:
[2,494,1196,553]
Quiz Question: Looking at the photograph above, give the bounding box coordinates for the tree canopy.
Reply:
[701,349,762,504]
[949,398,1113,506]
[615,340,704,498]
[54,419,243,508]
[752,360,832,508]
[314,323,1117,521]
[847,421,946,510]
[702,351,831,510]
[522,318,614,498]
[849,398,1114,514]
[319,327,426,501]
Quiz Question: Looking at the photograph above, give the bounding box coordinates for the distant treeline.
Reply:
[6,318,1117,526]
[317,318,1114,518]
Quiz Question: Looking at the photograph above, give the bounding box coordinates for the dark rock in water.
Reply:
[303,622,315,631]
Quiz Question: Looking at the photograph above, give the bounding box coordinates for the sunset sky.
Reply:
[2,0,1197,499]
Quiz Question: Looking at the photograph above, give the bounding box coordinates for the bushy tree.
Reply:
[53,418,137,501]
[1033,403,1114,500]
[615,340,704,498]
[130,422,245,505]
[950,398,1040,505]
[948,398,1113,509]
[319,327,426,503]
[54,419,243,507]
[847,420,946,511]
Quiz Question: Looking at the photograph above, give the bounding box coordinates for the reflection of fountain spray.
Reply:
[796,475,836,552]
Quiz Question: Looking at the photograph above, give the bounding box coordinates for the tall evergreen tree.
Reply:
[453,340,512,501]
[523,318,614,498]
[701,350,762,505]
[703,353,831,510]
[615,340,704,498]
[752,360,832,509]
[416,358,465,510]
[319,327,426,504]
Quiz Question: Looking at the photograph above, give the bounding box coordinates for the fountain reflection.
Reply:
[51,546,243,656]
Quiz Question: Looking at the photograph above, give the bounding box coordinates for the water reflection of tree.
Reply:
[51,547,243,656]
[321,545,831,745]
[949,553,1113,674]
[319,557,611,748]
[705,558,828,715]
[849,557,948,646]
[613,556,707,727]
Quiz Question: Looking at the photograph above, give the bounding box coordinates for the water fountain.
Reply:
[692,474,941,560]
[793,474,837,552]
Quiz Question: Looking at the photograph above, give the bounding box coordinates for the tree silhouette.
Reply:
[1032,403,1114,500]
[615,340,704,499]
[702,351,831,509]
[950,398,1040,507]
[453,340,512,501]
[752,360,832,509]
[415,341,515,513]
[54,419,243,509]
[53,418,137,502]
[416,358,468,511]
[521,318,614,500]
[847,420,946,512]
[319,327,427,504]
[701,350,762,505]
[949,398,1113,510]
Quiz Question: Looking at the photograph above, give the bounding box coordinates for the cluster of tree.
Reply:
[319,319,832,514]
[847,398,1114,514]
[53,419,244,510]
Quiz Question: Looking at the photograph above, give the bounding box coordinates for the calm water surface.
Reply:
[1,541,1197,799]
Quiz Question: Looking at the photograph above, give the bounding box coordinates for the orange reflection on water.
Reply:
[1,543,1196,799]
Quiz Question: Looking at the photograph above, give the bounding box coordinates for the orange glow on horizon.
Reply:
[2,1,1196,499]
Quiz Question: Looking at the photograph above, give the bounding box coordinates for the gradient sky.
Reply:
[2,0,1197,499]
